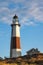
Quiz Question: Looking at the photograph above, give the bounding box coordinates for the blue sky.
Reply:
[0,0,43,58]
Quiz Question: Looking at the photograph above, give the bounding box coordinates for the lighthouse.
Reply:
[10,15,21,58]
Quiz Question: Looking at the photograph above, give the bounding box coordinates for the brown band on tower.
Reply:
[11,37,21,49]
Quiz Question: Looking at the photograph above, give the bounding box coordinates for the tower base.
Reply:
[10,49,21,58]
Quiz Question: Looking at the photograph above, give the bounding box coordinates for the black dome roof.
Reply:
[13,14,18,19]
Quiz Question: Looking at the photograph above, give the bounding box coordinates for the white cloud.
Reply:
[0,0,43,26]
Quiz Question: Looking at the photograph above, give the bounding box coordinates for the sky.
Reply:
[0,0,43,58]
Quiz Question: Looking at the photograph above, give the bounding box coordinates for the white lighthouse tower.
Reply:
[10,15,21,58]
